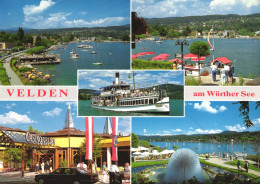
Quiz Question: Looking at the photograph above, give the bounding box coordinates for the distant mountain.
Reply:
[145,13,260,25]
[1,27,34,32]
[137,131,260,142]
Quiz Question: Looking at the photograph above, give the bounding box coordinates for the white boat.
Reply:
[156,40,163,43]
[92,62,103,65]
[91,72,170,114]
[91,51,97,54]
[70,51,74,54]
[77,45,93,49]
[71,53,79,59]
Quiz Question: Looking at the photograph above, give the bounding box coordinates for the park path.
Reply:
[1,51,26,86]
[199,157,260,177]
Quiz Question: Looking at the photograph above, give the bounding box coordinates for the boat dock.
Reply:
[17,54,62,65]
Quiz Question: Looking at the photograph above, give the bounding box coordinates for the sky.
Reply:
[78,70,184,90]
[0,0,130,29]
[132,101,260,136]
[132,0,260,18]
[0,101,130,136]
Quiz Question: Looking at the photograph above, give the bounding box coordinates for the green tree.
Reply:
[79,134,103,161]
[139,140,151,148]
[173,145,179,151]
[183,26,192,36]
[4,148,22,168]
[27,125,44,134]
[17,27,24,42]
[233,101,260,127]
[131,133,139,148]
[35,36,42,46]
[189,41,210,81]
[122,34,130,41]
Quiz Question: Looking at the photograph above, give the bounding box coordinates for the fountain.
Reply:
[163,148,204,183]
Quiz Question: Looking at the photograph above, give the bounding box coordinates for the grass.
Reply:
[132,160,169,168]
[199,159,260,183]
[132,59,173,70]
[225,159,260,172]
[0,59,11,85]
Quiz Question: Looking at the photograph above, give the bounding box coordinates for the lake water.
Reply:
[150,142,259,155]
[133,39,260,77]
[78,100,184,116]
[35,42,130,85]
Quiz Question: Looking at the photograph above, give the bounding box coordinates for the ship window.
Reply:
[149,99,153,104]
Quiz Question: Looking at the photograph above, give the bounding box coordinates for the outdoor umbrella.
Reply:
[152,56,167,61]
[183,53,207,61]
[145,51,156,55]
[158,54,171,57]
[136,52,147,56]
[169,59,182,63]
[131,54,138,59]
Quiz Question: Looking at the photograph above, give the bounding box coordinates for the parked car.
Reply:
[34,167,98,184]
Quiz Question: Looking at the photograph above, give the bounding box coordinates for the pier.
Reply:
[17,55,62,65]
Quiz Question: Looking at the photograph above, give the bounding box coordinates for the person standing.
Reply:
[45,161,50,173]
[237,160,241,171]
[229,63,233,83]
[124,163,131,174]
[41,162,45,174]
[221,68,226,85]
[244,161,249,172]
[49,160,53,173]
[211,64,218,82]
[36,162,40,174]
[224,64,230,83]
[102,162,108,183]
[109,161,119,184]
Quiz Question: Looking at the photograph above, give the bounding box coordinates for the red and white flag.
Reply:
[85,117,94,160]
[112,117,118,161]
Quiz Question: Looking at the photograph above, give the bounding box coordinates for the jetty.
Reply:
[17,54,62,65]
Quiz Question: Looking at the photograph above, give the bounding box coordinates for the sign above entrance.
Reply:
[25,132,55,146]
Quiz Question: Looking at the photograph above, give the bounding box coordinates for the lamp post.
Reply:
[175,40,189,70]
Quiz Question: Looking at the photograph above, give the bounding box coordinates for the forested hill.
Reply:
[3,24,130,34]
[146,13,260,25]
[138,131,260,142]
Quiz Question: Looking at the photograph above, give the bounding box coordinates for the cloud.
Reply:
[172,129,182,132]
[144,129,147,133]
[6,103,16,109]
[163,130,171,135]
[194,101,227,114]
[133,0,260,18]
[225,124,246,132]
[253,118,260,125]
[23,0,55,16]
[42,107,63,117]
[7,12,11,16]
[0,111,36,124]
[64,17,127,27]
[79,11,87,15]
[210,0,260,10]
[119,117,130,136]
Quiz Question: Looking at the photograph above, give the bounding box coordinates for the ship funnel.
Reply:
[115,72,120,85]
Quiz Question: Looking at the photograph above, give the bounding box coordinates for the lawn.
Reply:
[132,160,169,168]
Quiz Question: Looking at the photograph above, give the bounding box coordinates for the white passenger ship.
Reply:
[91,72,170,114]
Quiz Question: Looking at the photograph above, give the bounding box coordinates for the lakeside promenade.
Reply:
[199,157,260,177]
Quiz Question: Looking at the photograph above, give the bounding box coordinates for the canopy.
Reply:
[211,57,232,65]
[133,151,142,155]
[139,146,149,151]
[184,53,207,61]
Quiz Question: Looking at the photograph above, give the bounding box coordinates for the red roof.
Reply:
[211,57,232,64]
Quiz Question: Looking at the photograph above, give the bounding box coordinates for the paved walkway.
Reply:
[200,157,260,177]
[0,171,109,183]
[1,51,27,86]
